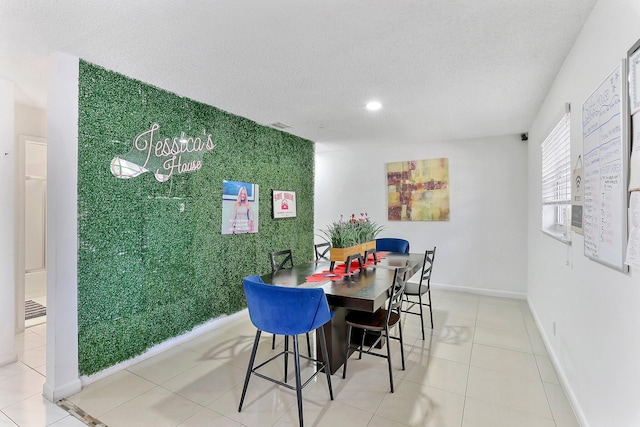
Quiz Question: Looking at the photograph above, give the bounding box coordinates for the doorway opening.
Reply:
[18,135,47,329]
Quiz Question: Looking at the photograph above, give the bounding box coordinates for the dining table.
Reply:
[261,252,424,374]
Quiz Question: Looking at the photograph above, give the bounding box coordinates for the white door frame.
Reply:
[15,134,47,332]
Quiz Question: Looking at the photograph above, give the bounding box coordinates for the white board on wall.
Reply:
[582,59,629,272]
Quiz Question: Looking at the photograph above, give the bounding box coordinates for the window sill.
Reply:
[541,228,572,245]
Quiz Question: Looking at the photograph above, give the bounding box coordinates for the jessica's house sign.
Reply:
[110,123,216,182]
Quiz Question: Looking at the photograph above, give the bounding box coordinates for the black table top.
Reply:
[262,252,424,313]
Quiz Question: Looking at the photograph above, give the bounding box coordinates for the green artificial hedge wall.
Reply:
[77,61,315,375]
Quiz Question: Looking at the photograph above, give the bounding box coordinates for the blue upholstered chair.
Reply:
[239,275,334,427]
[376,237,410,253]
[268,250,312,355]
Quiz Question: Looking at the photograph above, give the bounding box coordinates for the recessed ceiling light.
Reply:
[366,101,382,111]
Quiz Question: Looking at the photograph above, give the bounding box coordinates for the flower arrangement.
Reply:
[319,213,385,248]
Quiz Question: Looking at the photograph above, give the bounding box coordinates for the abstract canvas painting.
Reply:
[386,158,449,221]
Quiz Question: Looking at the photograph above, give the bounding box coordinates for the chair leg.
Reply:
[317,326,334,400]
[418,292,425,340]
[384,326,394,393]
[359,330,366,360]
[398,318,405,371]
[238,330,262,412]
[284,335,289,383]
[293,336,304,427]
[427,287,434,328]
[343,325,353,379]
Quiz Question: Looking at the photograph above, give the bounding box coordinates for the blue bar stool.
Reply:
[239,275,334,426]
[268,249,312,355]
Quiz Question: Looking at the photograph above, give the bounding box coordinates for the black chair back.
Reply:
[314,242,331,261]
[420,247,436,286]
[402,247,436,339]
[388,262,409,315]
[342,260,410,393]
[269,249,293,273]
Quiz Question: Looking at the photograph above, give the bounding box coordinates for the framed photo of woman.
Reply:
[221,180,259,234]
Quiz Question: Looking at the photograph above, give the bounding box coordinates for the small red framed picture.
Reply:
[272,190,296,218]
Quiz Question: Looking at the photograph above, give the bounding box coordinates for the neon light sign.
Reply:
[110,123,216,182]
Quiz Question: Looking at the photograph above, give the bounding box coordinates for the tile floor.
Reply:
[1,290,580,426]
[0,321,87,426]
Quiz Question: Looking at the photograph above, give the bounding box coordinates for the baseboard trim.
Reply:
[431,282,527,300]
[0,353,18,367]
[43,377,82,402]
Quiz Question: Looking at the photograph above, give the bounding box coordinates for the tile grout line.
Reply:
[460,295,481,427]
[524,303,560,426]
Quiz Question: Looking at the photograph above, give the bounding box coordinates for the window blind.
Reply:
[541,113,571,206]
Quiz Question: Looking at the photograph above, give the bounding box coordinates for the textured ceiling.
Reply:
[0,0,597,147]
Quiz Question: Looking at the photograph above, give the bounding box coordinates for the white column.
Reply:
[43,52,81,401]
[0,79,17,366]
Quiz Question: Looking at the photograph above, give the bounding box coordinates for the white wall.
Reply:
[43,52,81,401]
[527,1,640,426]
[0,79,17,366]
[315,135,528,298]
[15,105,46,137]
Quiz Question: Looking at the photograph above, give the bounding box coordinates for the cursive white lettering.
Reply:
[134,123,160,169]
[160,154,204,179]
[124,123,215,181]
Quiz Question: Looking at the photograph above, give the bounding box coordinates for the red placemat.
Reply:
[306,252,388,282]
